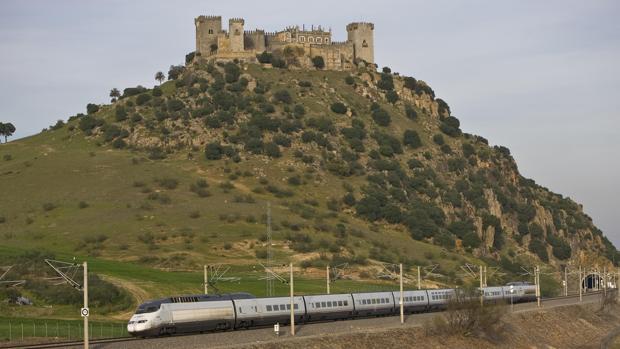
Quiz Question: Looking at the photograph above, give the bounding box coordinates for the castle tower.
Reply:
[195,16,222,55]
[346,22,374,65]
[229,18,245,52]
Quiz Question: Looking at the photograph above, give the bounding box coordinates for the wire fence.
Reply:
[0,319,130,343]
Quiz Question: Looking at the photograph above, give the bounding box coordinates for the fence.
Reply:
[0,319,129,343]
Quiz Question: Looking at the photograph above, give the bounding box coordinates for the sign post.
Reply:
[510,285,514,312]
[82,261,89,349]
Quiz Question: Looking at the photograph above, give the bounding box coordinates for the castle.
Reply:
[194,16,374,70]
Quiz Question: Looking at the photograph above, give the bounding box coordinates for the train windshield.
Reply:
[135,303,160,314]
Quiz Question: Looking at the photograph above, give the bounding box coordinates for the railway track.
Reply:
[1,291,610,349]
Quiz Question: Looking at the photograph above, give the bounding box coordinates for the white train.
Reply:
[127,284,536,337]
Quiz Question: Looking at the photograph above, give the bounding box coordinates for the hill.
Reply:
[0,57,618,316]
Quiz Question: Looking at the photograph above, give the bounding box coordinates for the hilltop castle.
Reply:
[194,16,374,70]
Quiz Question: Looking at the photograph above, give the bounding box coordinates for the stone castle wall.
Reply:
[194,16,374,70]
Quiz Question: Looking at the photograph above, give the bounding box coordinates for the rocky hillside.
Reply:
[0,57,617,285]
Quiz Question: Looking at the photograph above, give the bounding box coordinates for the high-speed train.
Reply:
[127,284,536,337]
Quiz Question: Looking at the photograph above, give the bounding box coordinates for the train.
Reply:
[127,283,536,337]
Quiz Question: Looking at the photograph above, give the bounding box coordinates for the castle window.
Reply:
[309,37,314,43]
[325,38,329,44]
[235,29,240,35]
[299,36,305,42]
[362,39,368,47]
[317,37,322,43]
[208,29,214,34]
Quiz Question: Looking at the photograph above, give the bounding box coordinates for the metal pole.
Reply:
[399,263,404,324]
[204,265,208,295]
[83,261,89,349]
[564,266,568,296]
[417,266,421,290]
[484,266,487,287]
[579,266,583,302]
[536,266,541,307]
[479,265,484,306]
[289,262,295,336]
[604,266,607,296]
[326,265,330,294]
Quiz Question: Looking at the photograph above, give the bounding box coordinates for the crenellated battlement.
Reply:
[194,15,375,70]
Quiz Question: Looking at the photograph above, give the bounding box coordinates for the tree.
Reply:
[312,56,325,69]
[330,102,347,114]
[1,122,16,143]
[109,88,120,102]
[155,71,165,85]
[403,130,422,148]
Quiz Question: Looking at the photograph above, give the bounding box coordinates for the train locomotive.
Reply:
[127,284,536,337]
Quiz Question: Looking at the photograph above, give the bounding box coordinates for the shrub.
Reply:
[112,138,127,149]
[152,87,163,97]
[385,90,399,104]
[403,105,417,121]
[167,99,185,112]
[78,115,104,133]
[122,86,147,98]
[462,143,475,158]
[345,76,355,85]
[257,51,273,63]
[264,142,281,158]
[135,93,152,106]
[42,202,56,212]
[86,103,99,114]
[432,134,445,145]
[377,73,394,90]
[272,57,287,68]
[403,130,422,148]
[298,80,312,88]
[224,62,241,83]
[167,65,185,80]
[371,108,391,126]
[205,142,224,160]
[0,216,6,224]
[156,177,179,190]
[529,238,549,261]
[189,211,200,219]
[330,102,347,114]
[273,89,292,104]
[311,56,325,69]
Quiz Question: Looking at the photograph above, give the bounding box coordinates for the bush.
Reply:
[298,80,312,88]
[136,93,152,106]
[403,130,422,148]
[345,76,355,85]
[167,99,185,112]
[312,56,325,69]
[205,142,223,160]
[405,105,418,120]
[432,134,445,145]
[42,202,56,211]
[78,115,104,133]
[330,102,347,114]
[156,177,179,190]
[152,87,163,97]
[371,108,391,126]
[122,86,147,98]
[273,89,292,104]
[385,90,399,104]
[257,51,273,64]
[86,103,99,114]
[272,57,287,68]
[529,238,549,261]
[112,138,127,149]
[167,65,185,80]
[264,142,281,158]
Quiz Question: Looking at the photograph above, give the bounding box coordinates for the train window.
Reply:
[321,302,326,307]
[338,301,343,306]
[371,299,376,304]
[380,298,385,304]
[275,305,280,311]
[280,304,285,310]
[344,300,348,306]
[266,305,272,311]
[287,304,291,310]
[316,302,321,308]
[295,304,299,309]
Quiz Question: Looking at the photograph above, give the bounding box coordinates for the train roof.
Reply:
[137,292,255,309]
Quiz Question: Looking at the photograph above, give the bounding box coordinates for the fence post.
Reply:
[9,321,11,342]
[33,321,36,338]
[45,321,48,338]
[68,323,70,340]
[21,322,23,341]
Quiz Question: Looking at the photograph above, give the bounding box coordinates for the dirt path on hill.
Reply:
[99,275,149,320]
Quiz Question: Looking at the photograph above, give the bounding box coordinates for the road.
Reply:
[60,292,605,349]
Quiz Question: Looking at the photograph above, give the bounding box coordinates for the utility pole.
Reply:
[289,262,295,336]
[417,266,421,290]
[326,265,330,294]
[83,262,89,349]
[399,263,404,324]
[204,265,208,295]
[564,266,568,297]
[579,266,583,302]
[603,266,607,297]
[483,266,488,287]
[535,265,541,308]
[479,265,484,306]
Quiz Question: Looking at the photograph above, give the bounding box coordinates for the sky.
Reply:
[0,0,618,247]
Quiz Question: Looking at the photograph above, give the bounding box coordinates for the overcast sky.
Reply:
[1,0,618,247]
